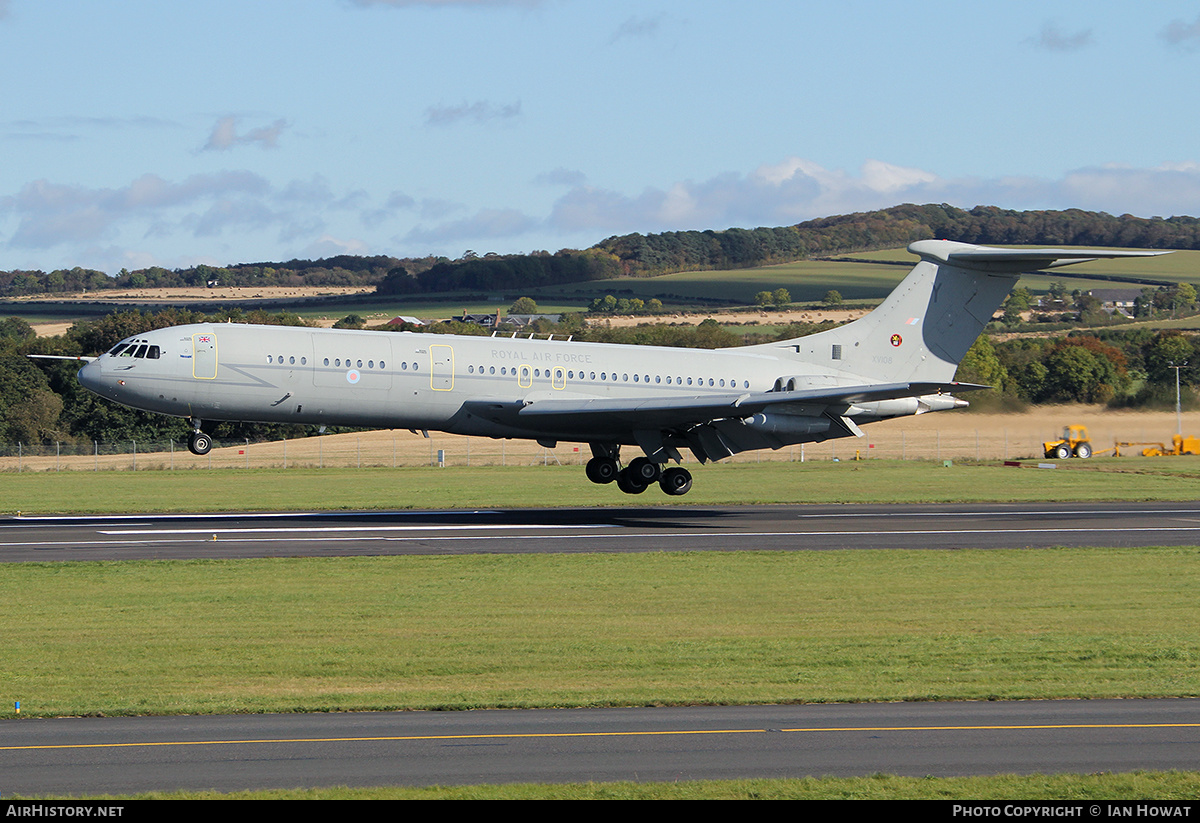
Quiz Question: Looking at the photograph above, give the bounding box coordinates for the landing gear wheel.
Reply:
[628,456,662,483]
[659,466,693,496]
[585,457,619,484]
[616,467,649,495]
[1074,442,1092,459]
[188,431,213,456]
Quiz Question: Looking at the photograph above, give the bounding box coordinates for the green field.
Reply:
[3,547,1198,718]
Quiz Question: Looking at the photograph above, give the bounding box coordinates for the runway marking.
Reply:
[96,524,617,536]
[797,508,1200,519]
[5,721,1199,752]
[7,525,1200,550]
[12,511,498,521]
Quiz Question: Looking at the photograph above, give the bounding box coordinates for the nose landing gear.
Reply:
[187,419,213,456]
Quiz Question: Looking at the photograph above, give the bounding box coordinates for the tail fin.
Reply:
[747,240,1168,384]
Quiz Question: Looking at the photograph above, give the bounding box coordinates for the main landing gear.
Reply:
[187,419,212,456]
[585,447,693,496]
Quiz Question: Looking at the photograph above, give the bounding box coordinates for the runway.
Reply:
[5,500,1200,562]
[4,699,1200,795]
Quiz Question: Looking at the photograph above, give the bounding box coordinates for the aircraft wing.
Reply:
[516,381,985,431]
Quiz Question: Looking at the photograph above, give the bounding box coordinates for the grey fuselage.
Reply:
[77,322,938,448]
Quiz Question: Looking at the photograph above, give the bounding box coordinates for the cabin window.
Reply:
[401,361,408,370]
[289,356,295,365]
[324,358,330,366]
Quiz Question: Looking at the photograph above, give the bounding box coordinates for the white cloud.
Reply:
[203,116,287,151]
[1031,22,1093,52]
[425,100,522,127]
[609,14,666,44]
[403,207,538,247]
[542,158,1200,239]
[303,234,370,258]
[350,0,543,7]
[2,172,270,248]
[1161,14,1200,47]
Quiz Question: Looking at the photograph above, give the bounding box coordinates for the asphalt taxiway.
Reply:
[4,699,1199,795]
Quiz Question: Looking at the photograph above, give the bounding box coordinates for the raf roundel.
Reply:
[346,369,361,384]
[890,333,903,347]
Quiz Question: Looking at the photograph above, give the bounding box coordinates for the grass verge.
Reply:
[17,771,1195,799]
[2,548,1197,718]
[3,459,1200,514]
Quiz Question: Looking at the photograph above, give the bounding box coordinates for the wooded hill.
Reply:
[595,204,1200,277]
[5,205,1200,298]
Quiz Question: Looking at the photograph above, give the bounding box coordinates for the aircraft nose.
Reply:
[77,359,104,394]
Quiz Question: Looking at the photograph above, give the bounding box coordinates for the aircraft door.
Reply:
[430,344,454,391]
[192,333,217,379]
[552,366,566,390]
[517,364,532,388]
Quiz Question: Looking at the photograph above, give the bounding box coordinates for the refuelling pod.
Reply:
[742,413,832,437]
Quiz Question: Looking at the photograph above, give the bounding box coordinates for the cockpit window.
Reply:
[146,345,160,359]
[133,345,148,359]
[109,344,129,357]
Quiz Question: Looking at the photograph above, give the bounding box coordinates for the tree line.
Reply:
[594,204,1200,277]
[8,205,1199,299]
[6,304,1198,450]
[958,329,1199,409]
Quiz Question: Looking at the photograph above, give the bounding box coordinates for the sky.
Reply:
[3,0,1200,275]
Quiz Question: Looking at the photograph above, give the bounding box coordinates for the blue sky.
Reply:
[3,0,1200,274]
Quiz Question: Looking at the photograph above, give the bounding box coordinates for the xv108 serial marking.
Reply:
[70,241,1166,495]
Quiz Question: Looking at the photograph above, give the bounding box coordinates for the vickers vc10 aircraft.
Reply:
[64,240,1165,496]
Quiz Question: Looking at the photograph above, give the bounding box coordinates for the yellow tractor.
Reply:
[1044,425,1093,459]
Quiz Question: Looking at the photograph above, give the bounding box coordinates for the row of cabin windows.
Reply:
[265,356,423,372]
[465,363,749,389]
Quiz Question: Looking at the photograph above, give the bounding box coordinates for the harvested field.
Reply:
[3,405,1194,472]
